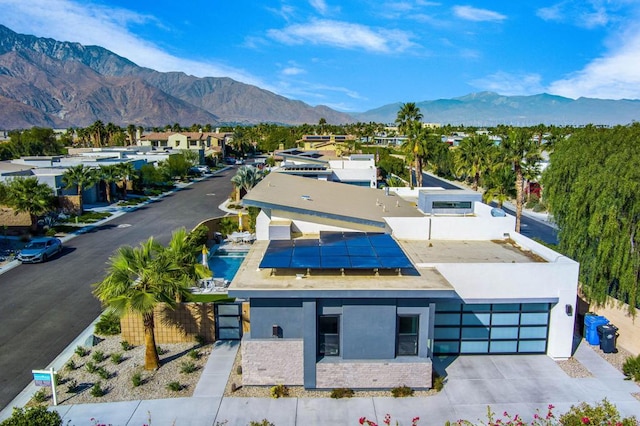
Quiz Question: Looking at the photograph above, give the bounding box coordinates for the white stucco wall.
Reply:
[431,260,579,359]
[386,217,430,240]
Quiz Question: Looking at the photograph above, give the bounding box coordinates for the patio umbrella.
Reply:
[202,244,209,266]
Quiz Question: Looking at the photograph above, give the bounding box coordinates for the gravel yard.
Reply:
[31,336,212,406]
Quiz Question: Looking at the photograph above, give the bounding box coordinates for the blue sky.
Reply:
[1,0,639,112]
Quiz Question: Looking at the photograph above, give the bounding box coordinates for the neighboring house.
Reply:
[228,173,579,390]
[299,135,357,151]
[138,131,230,159]
[276,148,377,188]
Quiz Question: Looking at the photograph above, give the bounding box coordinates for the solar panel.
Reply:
[259,232,413,271]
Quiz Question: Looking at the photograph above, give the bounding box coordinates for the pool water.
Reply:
[207,251,247,281]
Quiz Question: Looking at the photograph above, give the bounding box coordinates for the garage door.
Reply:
[433,302,551,355]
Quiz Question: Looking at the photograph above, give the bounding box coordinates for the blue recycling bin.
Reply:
[584,315,609,345]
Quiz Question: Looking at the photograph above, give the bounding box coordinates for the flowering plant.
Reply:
[359,413,420,426]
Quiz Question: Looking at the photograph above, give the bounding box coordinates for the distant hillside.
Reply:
[0,24,353,129]
[355,92,640,126]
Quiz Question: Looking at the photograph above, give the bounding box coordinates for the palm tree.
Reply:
[395,103,424,187]
[89,120,105,147]
[482,165,516,208]
[500,128,541,232]
[5,177,54,232]
[93,238,187,370]
[99,164,122,204]
[454,134,497,191]
[230,166,264,202]
[164,228,211,301]
[116,162,136,199]
[126,124,136,147]
[62,165,98,214]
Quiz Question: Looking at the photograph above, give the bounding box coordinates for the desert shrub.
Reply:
[85,361,98,374]
[131,371,143,387]
[0,406,62,426]
[180,361,197,374]
[92,350,106,363]
[64,360,77,371]
[270,384,289,399]
[75,346,89,357]
[236,365,242,375]
[94,311,121,336]
[110,352,124,364]
[188,349,200,360]
[45,228,57,237]
[330,388,354,399]
[121,340,134,351]
[66,379,80,394]
[156,346,168,355]
[248,421,275,426]
[96,366,111,380]
[195,335,206,346]
[90,381,106,397]
[32,389,48,403]
[433,373,445,392]
[622,354,640,381]
[167,381,183,392]
[559,399,637,426]
[391,385,414,397]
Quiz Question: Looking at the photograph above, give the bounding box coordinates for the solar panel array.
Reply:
[259,232,413,270]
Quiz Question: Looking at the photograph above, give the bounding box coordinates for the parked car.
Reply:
[16,237,62,263]
[234,159,244,165]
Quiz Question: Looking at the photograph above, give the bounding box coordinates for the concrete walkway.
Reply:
[26,340,638,425]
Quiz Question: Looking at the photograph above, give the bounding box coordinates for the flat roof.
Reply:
[228,241,454,296]
[242,173,423,228]
[399,239,543,264]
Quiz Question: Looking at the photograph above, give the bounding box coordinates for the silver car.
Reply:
[17,237,63,263]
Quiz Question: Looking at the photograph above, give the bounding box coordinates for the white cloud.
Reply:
[267,19,416,53]
[470,72,544,95]
[310,0,328,15]
[548,25,640,99]
[536,1,611,29]
[453,5,506,22]
[0,0,269,89]
[282,67,306,76]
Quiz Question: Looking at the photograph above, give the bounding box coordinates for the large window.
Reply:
[397,315,419,356]
[432,201,472,209]
[318,315,340,356]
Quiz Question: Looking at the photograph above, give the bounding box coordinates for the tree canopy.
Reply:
[542,124,640,312]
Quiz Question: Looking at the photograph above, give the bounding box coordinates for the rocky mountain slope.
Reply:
[0,24,353,129]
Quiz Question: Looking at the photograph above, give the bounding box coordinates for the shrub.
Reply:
[75,346,89,357]
[270,384,289,399]
[90,381,106,397]
[195,335,206,346]
[92,350,106,363]
[330,388,354,399]
[156,346,168,355]
[66,379,80,394]
[248,421,275,426]
[85,361,98,374]
[65,360,77,371]
[0,406,62,426]
[391,385,414,397]
[188,349,200,360]
[167,381,183,392]
[110,352,124,364]
[622,354,640,381]
[560,398,638,426]
[433,373,445,392]
[96,366,111,380]
[32,388,48,403]
[180,361,197,374]
[45,228,57,237]
[131,371,143,387]
[121,340,134,351]
[94,312,121,336]
[236,365,242,375]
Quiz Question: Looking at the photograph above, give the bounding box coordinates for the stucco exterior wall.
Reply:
[241,338,304,386]
[316,359,432,389]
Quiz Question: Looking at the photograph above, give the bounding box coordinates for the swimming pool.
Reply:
[207,250,247,282]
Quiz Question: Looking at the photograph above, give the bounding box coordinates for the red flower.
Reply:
[360,417,366,425]
[582,417,590,424]
[384,413,391,426]
[412,417,420,426]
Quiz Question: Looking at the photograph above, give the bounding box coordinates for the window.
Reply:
[318,315,340,356]
[397,315,419,356]
[432,201,472,209]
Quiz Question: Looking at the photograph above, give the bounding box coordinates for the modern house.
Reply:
[137,131,230,159]
[276,148,377,188]
[227,173,579,390]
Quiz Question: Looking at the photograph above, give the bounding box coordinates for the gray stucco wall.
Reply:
[250,299,303,338]
[342,300,397,359]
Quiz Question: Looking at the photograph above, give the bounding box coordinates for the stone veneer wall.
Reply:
[121,303,215,345]
[316,360,432,389]
[242,339,304,386]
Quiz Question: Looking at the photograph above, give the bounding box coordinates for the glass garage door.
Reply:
[433,302,551,355]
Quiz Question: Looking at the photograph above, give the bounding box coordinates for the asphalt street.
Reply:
[0,169,235,410]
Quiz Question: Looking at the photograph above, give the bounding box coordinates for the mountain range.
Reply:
[1,24,639,129]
